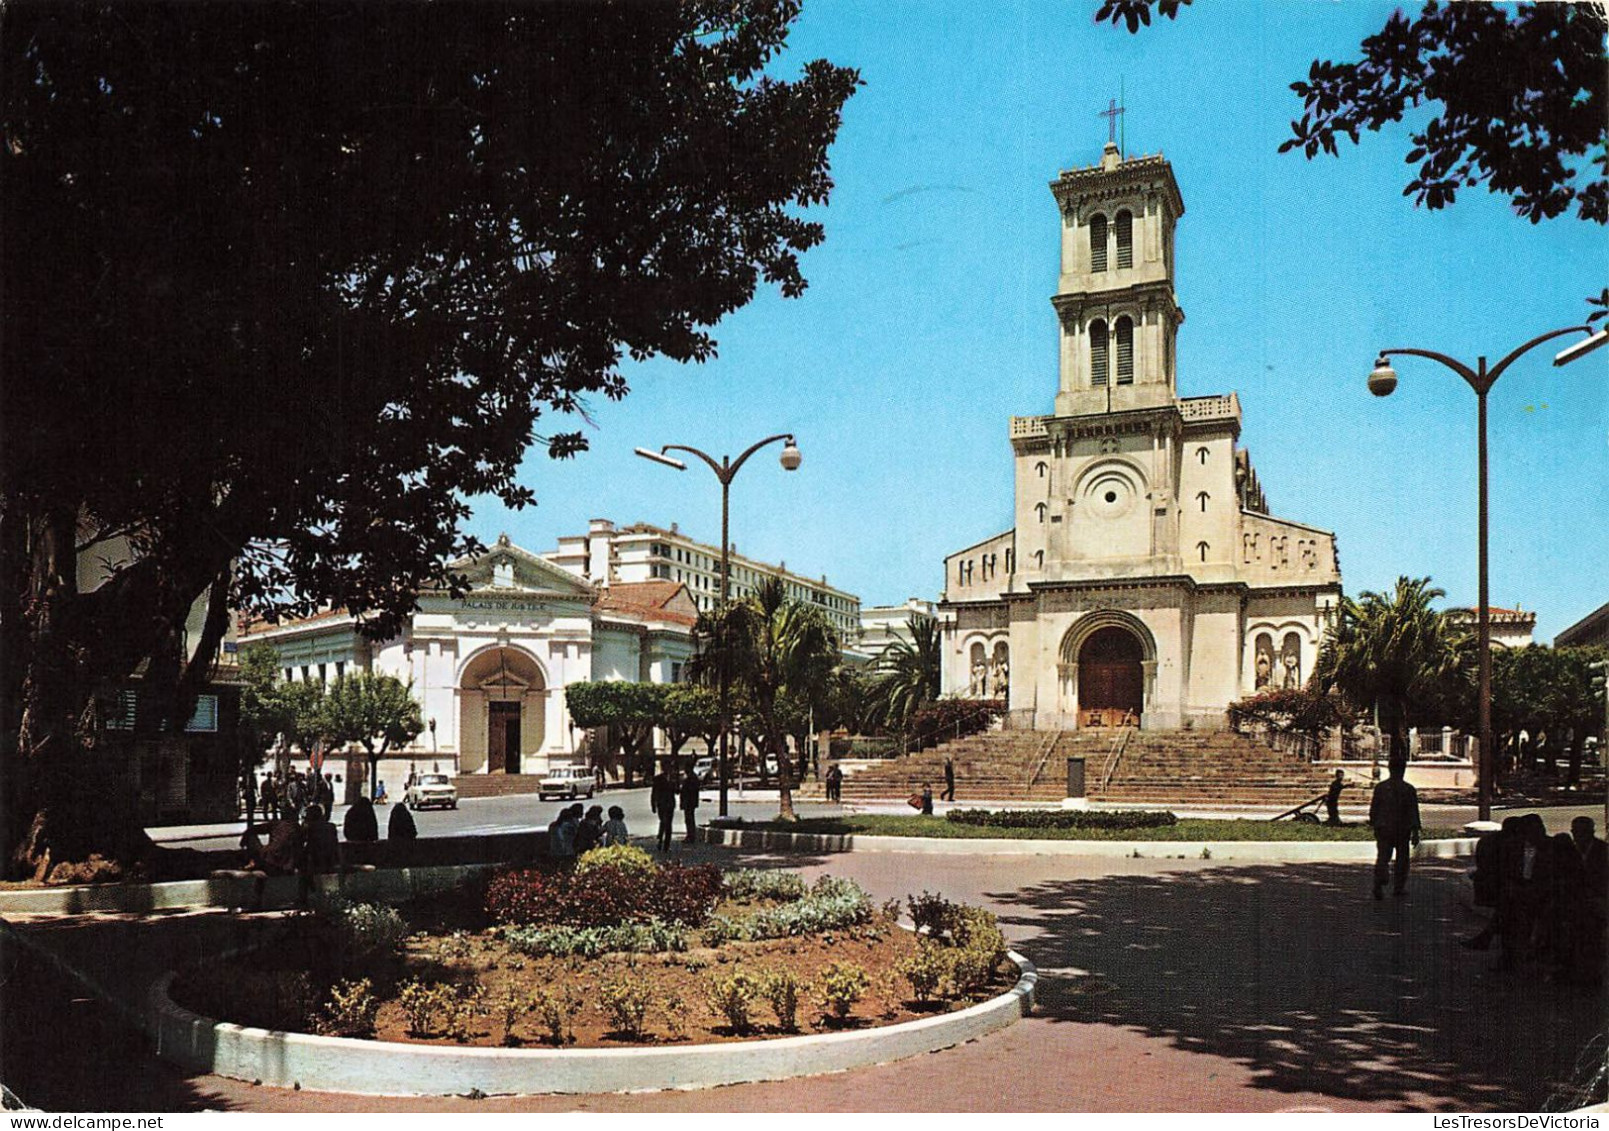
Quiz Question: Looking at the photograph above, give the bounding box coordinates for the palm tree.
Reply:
[690,577,838,821]
[869,614,942,735]
[1313,576,1467,768]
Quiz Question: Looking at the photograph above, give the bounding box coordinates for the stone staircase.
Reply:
[808,728,1336,809]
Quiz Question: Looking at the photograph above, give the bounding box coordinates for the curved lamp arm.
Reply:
[661,443,729,481]
[1382,326,1592,394]
[1486,325,1593,386]
[664,433,795,485]
[1376,347,1480,392]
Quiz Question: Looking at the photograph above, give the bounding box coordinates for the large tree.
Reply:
[1313,576,1469,766]
[868,614,943,734]
[323,672,424,799]
[0,1,857,877]
[1097,1,1607,224]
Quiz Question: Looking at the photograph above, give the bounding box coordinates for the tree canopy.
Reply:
[1097,0,1607,224]
[0,0,857,875]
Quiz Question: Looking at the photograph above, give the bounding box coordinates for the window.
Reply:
[105,689,138,730]
[1197,446,1210,465]
[184,694,219,733]
[1090,320,1109,387]
[1035,502,1047,523]
[1197,542,1209,563]
[1033,549,1045,568]
[1036,461,1047,478]
[1115,210,1133,268]
[336,661,345,679]
[1115,317,1134,384]
[1197,491,1209,513]
[1089,213,1108,272]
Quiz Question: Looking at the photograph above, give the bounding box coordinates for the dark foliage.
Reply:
[945,808,1178,831]
[485,861,723,928]
[1227,686,1353,740]
[1101,0,1607,224]
[0,0,857,874]
[908,699,1004,749]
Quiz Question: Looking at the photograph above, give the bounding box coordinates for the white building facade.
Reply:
[242,535,698,785]
[939,143,1342,731]
[544,518,862,642]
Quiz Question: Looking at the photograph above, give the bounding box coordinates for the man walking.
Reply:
[1369,756,1421,899]
[679,768,701,844]
[1324,769,1346,826]
[942,756,956,802]
[651,768,676,852]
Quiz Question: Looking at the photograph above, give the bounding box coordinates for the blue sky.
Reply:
[466,0,1606,643]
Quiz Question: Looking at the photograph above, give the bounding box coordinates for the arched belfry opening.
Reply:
[459,645,545,774]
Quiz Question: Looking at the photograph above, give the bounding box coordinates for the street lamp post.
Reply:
[636,433,802,816]
[1367,324,1602,822]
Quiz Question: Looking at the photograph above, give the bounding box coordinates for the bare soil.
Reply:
[171,888,1015,1048]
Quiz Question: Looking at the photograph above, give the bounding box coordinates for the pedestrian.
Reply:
[603,805,630,847]
[825,763,843,803]
[241,767,258,828]
[387,799,418,841]
[261,773,278,821]
[575,804,605,855]
[1368,756,1420,900]
[942,756,956,802]
[679,769,701,844]
[921,782,934,816]
[318,771,336,814]
[343,796,379,843]
[651,768,676,852]
[1324,769,1346,826]
[1498,814,1552,967]
[296,804,341,907]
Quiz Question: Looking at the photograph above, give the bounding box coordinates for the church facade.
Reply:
[939,143,1342,731]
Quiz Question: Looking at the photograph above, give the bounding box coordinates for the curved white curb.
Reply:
[149,954,1037,1096]
[704,826,1478,862]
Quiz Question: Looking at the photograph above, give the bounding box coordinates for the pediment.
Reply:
[449,534,595,599]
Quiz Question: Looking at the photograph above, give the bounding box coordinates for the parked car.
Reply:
[405,772,457,810]
[691,756,717,784]
[539,765,596,801]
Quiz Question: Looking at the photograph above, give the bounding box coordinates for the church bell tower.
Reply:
[1049,141,1186,416]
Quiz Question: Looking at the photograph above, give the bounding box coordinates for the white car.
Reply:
[405,772,457,810]
[539,765,596,800]
[692,756,717,783]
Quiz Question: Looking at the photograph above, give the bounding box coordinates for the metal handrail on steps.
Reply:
[1025,730,1062,790]
[1099,727,1134,793]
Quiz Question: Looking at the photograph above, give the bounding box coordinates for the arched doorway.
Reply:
[459,645,545,774]
[1077,626,1144,728]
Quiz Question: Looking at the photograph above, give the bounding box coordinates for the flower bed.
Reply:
[721,815,1465,842]
[170,848,1015,1049]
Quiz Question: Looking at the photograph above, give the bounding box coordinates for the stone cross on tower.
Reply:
[1099,97,1125,146]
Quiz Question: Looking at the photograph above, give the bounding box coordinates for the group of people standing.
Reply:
[247,767,336,825]
[1461,813,1607,983]
[650,768,702,851]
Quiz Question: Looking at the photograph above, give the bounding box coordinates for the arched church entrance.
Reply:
[1077,626,1144,728]
[459,645,545,774]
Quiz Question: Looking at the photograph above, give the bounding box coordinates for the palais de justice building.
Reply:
[940,142,1342,730]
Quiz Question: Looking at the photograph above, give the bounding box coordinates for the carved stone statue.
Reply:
[969,660,986,698]
[1255,651,1272,690]
[1281,650,1300,690]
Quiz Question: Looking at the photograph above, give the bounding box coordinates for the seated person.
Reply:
[343,796,380,843]
[387,799,418,840]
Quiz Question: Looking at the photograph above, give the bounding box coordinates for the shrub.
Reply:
[441,981,482,1041]
[906,890,955,936]
[898,944,949,1003]
[817,961,869,1020]
[397,980,447,1037]
[574,842,656,878]
[316,898,410,960]
[646,863,724,925]
[495,987,527,1046]
[700,914,750,946]
[722,868,808,902]
[317,978,380,1037]
[530,987,576,1046]
[947,947,995,996]
[485,861,721,929]
[599,974,654,1040]
[660,992,687,1041]
[908,699,1002,748]
[948,905,1007,967]
[502,919,687,958]
[747,876,872,938]
[761,969,804,1032]
[944,808,1177,831]
[706,970,761,1033]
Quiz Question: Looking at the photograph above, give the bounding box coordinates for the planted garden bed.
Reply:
[717,813,1465,841]
[171,846,1014,1048]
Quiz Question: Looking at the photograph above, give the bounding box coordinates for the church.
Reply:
[939,141,1342,731]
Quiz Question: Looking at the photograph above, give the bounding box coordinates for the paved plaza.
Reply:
[4,824,1604,1113]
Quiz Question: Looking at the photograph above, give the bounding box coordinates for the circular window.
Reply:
[1083,469,1139,520]
[1104,491,1117,504]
